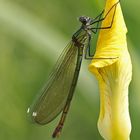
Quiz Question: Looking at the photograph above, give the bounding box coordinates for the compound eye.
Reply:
[79,16,87,24]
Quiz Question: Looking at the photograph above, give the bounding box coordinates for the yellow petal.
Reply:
[90,0,127,68]
[89,0,132,140]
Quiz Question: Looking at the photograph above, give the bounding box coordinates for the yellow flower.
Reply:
[89,0,132,140]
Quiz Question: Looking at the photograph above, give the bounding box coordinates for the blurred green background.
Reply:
[0,0,139,140]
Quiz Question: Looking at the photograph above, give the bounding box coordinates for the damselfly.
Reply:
[28,1,120,138]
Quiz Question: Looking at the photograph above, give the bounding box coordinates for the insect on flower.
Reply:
[27,1,120,138]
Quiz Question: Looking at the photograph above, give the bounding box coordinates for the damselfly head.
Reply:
[79,16,92,25]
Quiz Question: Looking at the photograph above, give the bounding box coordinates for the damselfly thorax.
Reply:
[72,16,93,48]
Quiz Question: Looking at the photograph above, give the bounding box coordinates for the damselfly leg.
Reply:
[91,0,120,30]
[85,0,120,59]
[85,10,104,59]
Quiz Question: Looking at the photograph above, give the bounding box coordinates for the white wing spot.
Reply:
[27,108,30,113]
[32,112,37,117]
